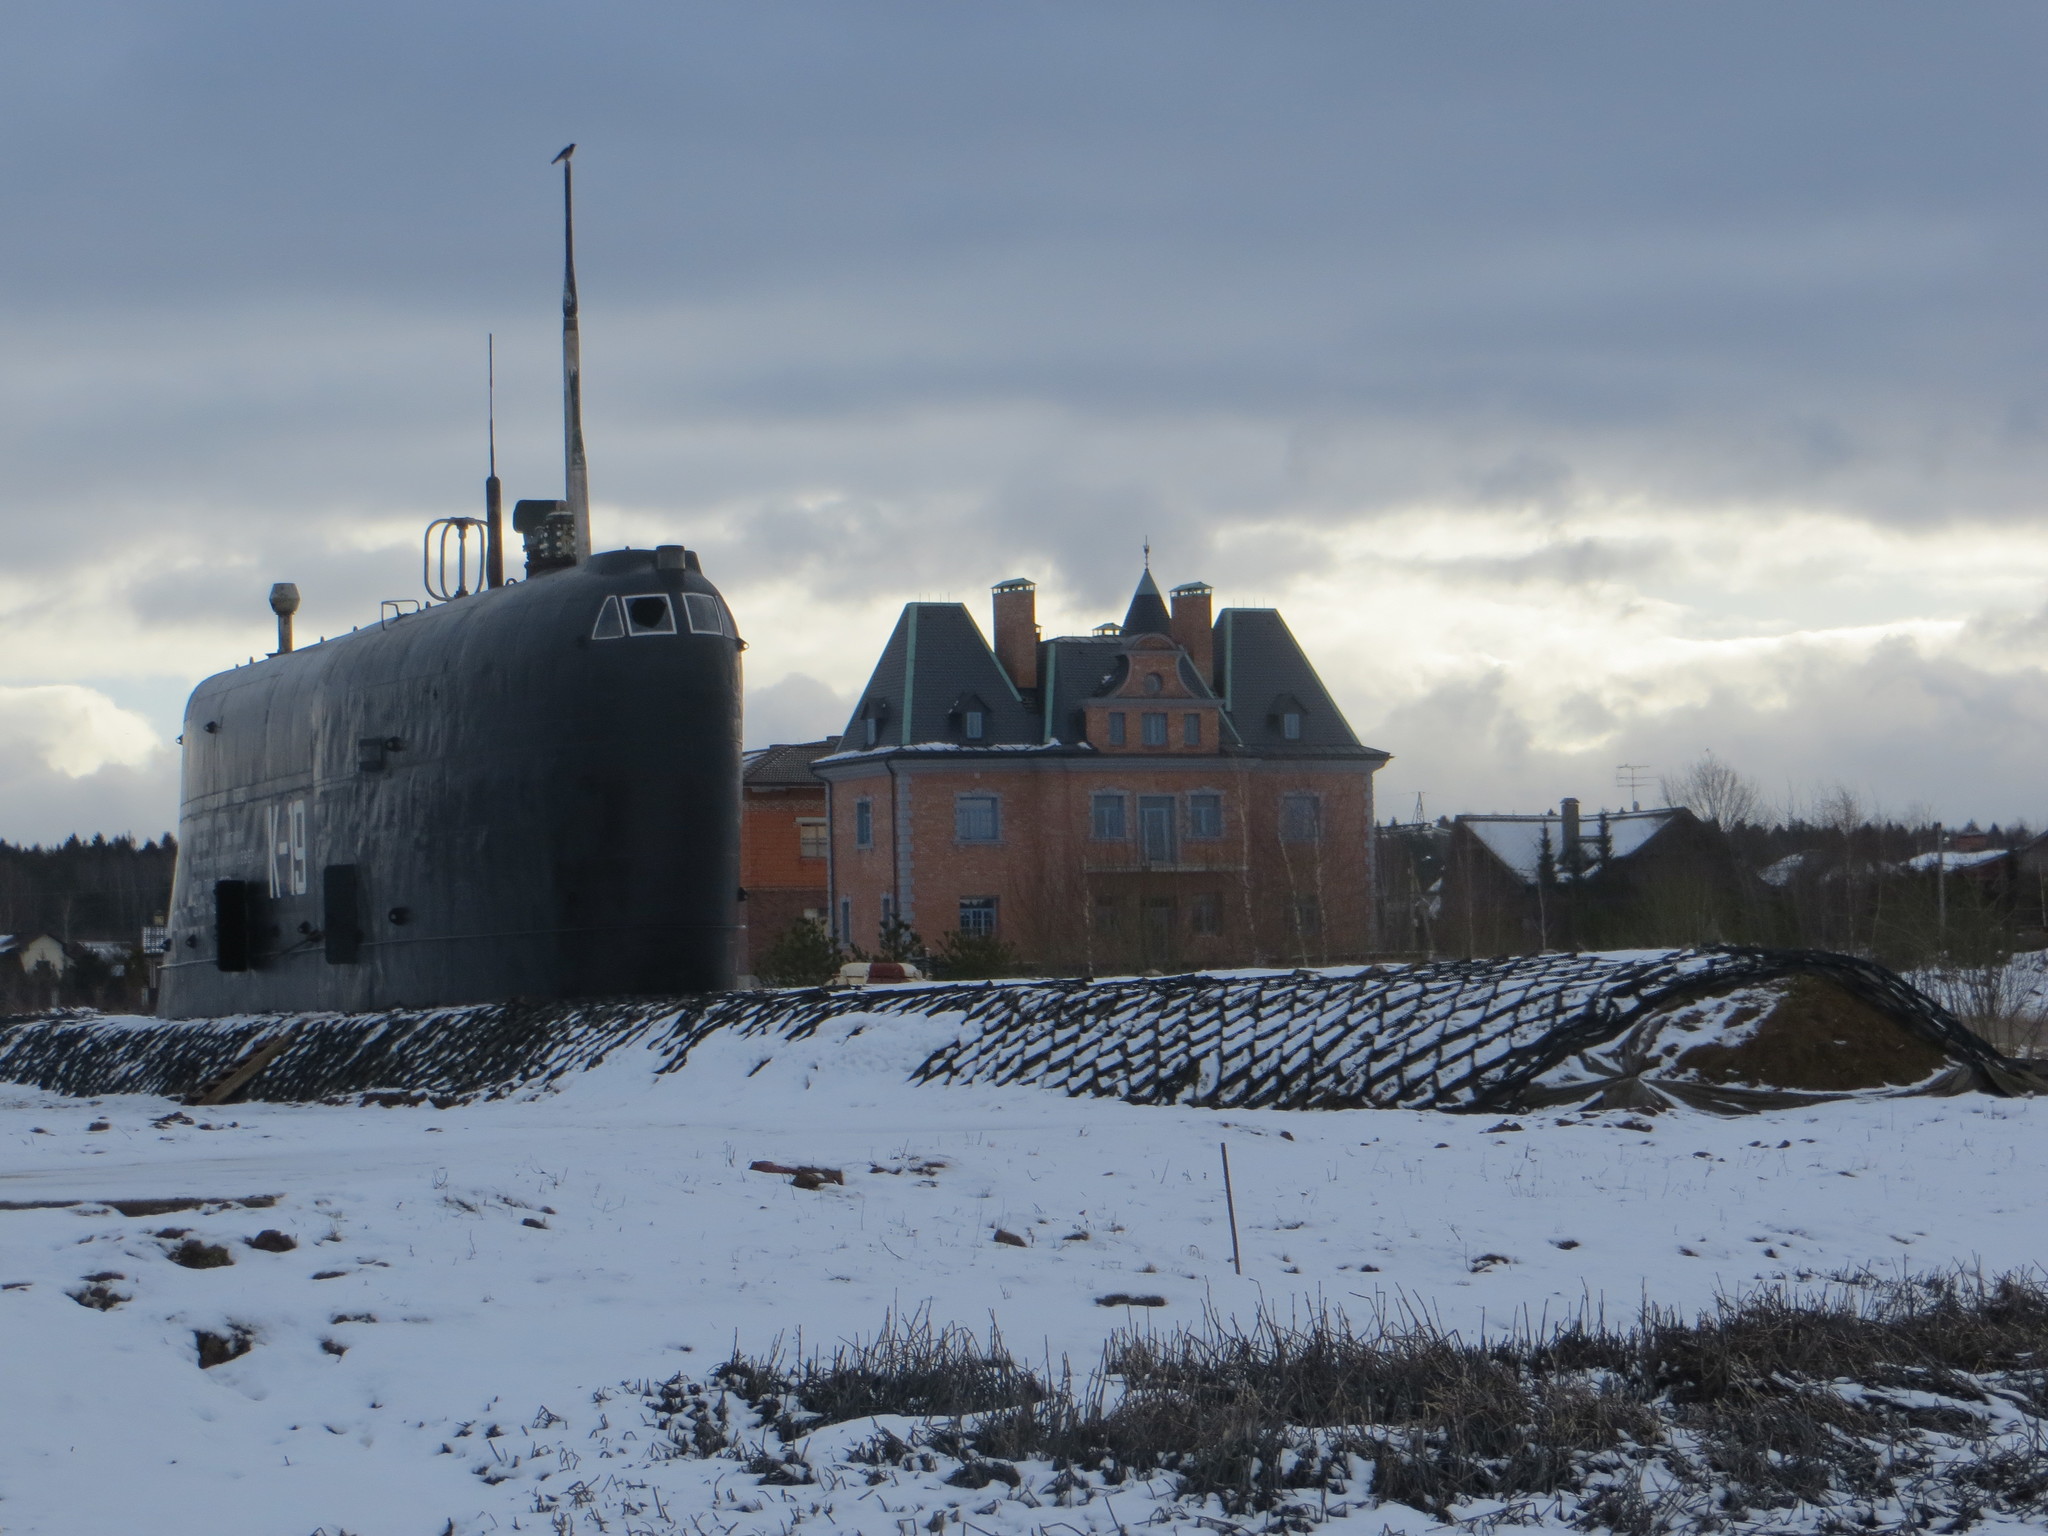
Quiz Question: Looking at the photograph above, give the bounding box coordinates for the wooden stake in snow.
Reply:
[1220,1141,1242,1276]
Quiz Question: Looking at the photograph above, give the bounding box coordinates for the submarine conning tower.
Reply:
[157,145,744,1018]
[157,545,744,1018]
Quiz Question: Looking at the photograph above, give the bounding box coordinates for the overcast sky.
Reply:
[5,2,2048,843]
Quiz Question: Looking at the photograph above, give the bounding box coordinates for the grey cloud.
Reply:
[745,673,849,752]
[0,747,178,848]
[1393,538,1673,591]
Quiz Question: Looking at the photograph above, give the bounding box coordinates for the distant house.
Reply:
[1442,799,1743,954]
[0,933,70,977]
[740,741,837,977]
[1902,847,2010,883]
[813,568,1389,974]
[2005,833,2048,941]
[0,933,71,1011]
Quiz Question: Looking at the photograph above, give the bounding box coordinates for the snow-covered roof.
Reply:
[1760,852,1808,887]
[1460,808,1680,884]
[1903,848,2008,873]
[815,740,1084,765]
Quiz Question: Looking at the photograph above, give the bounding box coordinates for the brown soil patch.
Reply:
[1669,975,1950,1091]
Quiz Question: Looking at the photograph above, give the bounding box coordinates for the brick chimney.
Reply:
[991,577,1038,689]
[1169,581,1214,685]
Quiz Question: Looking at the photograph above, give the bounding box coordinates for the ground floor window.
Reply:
[1143,897,1175,944]
[1189,891,1221,935]
[838,897,852,943]
[959,896,998,936]
[1293,896,1322,937]
[1093,894,1123,935]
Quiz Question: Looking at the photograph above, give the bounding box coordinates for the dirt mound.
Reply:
[1665,976,1953,1092]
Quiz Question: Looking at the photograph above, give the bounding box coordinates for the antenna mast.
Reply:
[484,334,505,588]
[553,143,591,563]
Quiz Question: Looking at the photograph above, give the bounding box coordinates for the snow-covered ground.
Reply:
[3,1009,2045,1535]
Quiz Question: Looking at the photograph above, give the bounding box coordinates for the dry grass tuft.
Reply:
[648,1268,2048,1529]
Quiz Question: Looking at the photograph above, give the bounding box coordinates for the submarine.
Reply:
[157,148,743,1018]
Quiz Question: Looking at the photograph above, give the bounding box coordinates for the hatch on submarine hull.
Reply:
[156,547,742,1018]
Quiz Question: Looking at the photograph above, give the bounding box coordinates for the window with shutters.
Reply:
[1281,793,1322,844]
[955,794,1000,843]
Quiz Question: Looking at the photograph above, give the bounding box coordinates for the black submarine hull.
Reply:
[157,548,742,1018]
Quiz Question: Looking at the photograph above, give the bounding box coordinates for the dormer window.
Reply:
[859,697,891,748]
[949,693,991,742]
[1270,694,1307,742]
[1143,671,1163,695]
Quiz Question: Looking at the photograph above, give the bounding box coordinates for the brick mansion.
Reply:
[777,567,1388,974]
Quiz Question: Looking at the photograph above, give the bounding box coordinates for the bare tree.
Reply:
[1662,752,1765,829]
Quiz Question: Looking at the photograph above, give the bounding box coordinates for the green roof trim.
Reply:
[900,604,919,746]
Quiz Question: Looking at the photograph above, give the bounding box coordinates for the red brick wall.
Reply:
[741,784,827,972]
[825,757,1376,972]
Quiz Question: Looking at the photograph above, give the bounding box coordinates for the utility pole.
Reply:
[1935,821,1948,956]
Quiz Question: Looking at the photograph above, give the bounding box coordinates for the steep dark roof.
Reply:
[742,740,838,787]
[1039,632,1124,744]
[1121,569,1171,637]
[840,603,1037,749]
[1214,607,1377,758]
[834,590,1386,764]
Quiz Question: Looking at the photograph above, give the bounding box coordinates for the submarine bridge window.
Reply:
[591,592,734,640]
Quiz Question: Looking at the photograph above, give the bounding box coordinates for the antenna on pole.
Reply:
[1615,762,1653,813]
[552,142,591,563]
[484,334,505,588]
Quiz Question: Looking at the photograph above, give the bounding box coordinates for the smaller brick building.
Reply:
[814,569,1389,973]
[739,740,835,975]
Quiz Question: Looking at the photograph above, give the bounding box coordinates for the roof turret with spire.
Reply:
[1121,567,1171,637]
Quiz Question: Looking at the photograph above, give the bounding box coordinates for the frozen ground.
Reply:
[2,1009,2045,1535]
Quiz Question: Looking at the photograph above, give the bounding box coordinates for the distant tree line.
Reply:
[0,834,175,1015]
[0,833,177,941]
